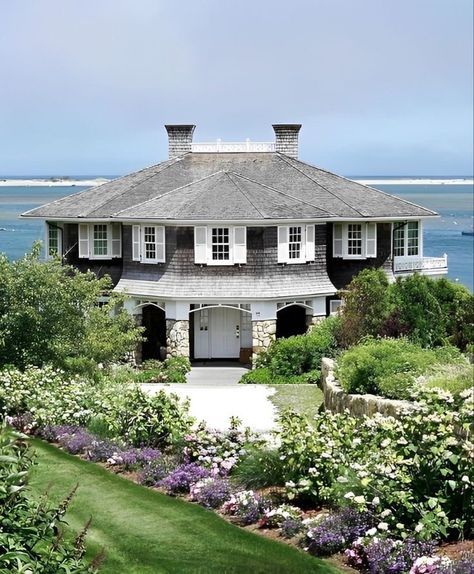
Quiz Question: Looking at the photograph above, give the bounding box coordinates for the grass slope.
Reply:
[29,440,339,574]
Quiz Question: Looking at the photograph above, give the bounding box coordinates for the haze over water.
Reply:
[1,178,472,291]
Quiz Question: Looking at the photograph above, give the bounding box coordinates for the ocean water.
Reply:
[0,179,472,290]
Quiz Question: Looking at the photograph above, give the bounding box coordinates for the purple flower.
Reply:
[59,428,94,455]
[37,424,81,442]
[85,438,120,462]
[190,477,233,509]
[307,508,375,556]
[159,463,210,494]
[138,456,179,486]
[116,447,162,469]
[281,517,305,539]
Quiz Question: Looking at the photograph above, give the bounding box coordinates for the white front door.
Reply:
[194,307,241,359]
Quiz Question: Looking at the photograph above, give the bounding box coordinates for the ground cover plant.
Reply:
[0,425,100,573]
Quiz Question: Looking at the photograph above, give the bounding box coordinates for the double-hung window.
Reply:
[46,224,62,257]
[78,223,122,259]
[194,226,246,265]
[393,222,420,258]
[132,224,165,263]
[277,224,315,264]
[333,222,377,259]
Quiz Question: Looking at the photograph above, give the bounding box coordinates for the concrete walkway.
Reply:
[142,364,277,432]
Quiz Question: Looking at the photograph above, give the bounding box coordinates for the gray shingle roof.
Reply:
[22,152,437,220]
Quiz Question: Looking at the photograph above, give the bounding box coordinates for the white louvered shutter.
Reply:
[305,224,315,262]
[132,225,141,261]
[111,223,122,258]
[333,223,343,258]
[277,226,289,263]
[156,226,165,262]
[233,226,247,264]
[366,223,377,258]
[194,226,208,264]
[78,224,89,258]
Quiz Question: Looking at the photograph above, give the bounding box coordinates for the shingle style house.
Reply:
[23,124,448,363]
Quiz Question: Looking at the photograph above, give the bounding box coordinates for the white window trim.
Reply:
[329,299,343,315]
[333,222,377,260]
[139,224,166,264]
[78,223,122,260]
[46,223,62,258]
[194,226,247,266]
[393,221,422,258]
[277,224,315,264]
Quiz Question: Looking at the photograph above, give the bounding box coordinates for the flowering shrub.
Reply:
[114,447,162,469]
[306,508,375,556]
[190,477,233,509]
[137,455,178,486]
[86,438,121,463]
[221,490,269,525]
[183,418,258,476]
[409,555,453,574]
[159,463,210,494]
[258,504,302,529]
[59,428,95,455]
[345,537,436,574]
[278,388,473,540]
[280,517,305,539]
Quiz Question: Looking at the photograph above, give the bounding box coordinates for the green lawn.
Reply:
[29,440,340,574]
[270,384,324,421]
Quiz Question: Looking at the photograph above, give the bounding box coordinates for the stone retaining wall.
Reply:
[321,357,415,418]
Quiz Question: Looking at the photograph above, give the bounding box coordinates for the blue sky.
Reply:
[0,0,472,175]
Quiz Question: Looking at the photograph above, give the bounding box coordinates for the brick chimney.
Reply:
[272,124,302,158]
[165,125,196,158]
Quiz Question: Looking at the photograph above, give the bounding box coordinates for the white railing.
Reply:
[394,254,448,273]
[191,139,275,153]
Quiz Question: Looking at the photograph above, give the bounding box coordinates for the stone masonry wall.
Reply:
[166,319,190,358]
[321,358,415,418]
[252,319,276,363]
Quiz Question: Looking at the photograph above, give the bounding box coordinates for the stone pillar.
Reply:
[252,319,276,364]
[307,315,325,330]
[166,319,190,358]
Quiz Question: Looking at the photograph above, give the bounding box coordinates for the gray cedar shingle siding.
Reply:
[22,153,437,221]
[326,222,393,290]
[115,225,336,299]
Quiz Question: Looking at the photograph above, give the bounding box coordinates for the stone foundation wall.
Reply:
[321,358,415,418]
[252,319,276,363]
[308,315,325,328]
[166,319,190,358]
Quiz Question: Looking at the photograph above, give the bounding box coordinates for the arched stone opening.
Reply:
[276,304,307,339]
[141,304,167,361]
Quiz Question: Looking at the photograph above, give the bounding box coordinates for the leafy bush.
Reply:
[232,446,286,489]
[108,386,194,448]
[422,363,474,395]
[280,517,305,539]
[306,508,375,556]
[0,244,142,371]
[336,338,465,399]
[0,424,100,573]
[163,356,191,383]
[338,268,392,348]
[190,477,233,509]
[250,317,339,383]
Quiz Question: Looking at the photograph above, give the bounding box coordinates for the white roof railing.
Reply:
[191,139,275,153]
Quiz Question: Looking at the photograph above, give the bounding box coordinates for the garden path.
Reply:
[142,364,278,432]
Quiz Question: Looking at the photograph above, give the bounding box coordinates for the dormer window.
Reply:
[194,226,246,265]
[278,224,315,264]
